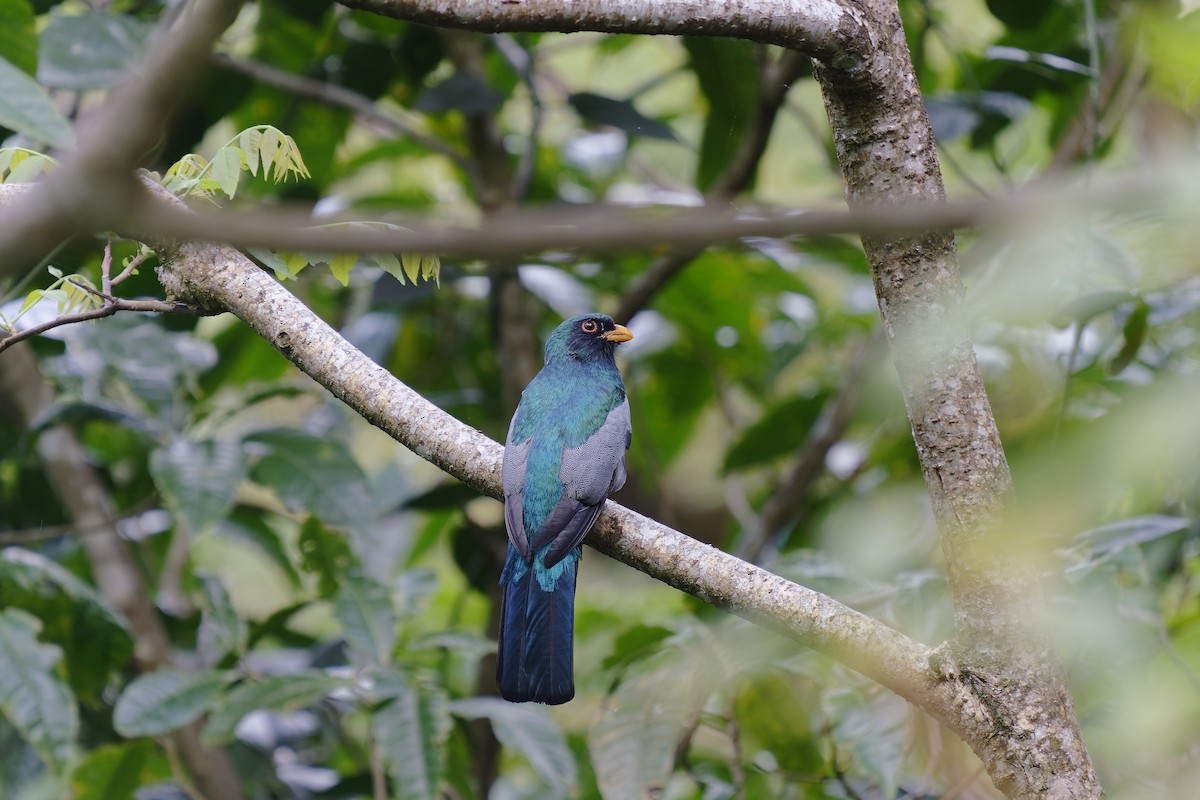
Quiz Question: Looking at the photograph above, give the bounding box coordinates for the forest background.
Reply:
[1,0,1199,799]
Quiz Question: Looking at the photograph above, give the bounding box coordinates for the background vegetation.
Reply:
[1,0,1199,798]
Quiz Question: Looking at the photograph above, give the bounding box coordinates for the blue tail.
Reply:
[496,544,580,704]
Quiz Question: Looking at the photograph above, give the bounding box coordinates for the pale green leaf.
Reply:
[370,253,405,284]
[112,669,228,738]
[327,252,359,286]
[209,145,243,199]
[239,128,261,176]
[0,610,79,776]
[259,126,282,179]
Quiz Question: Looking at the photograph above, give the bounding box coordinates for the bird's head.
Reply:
[544,313,633,364]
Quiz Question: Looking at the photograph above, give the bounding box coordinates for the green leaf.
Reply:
[1109,299,1149,375]
[722,391,829,473]
[1,146,54,182]
[0,548,133,704]
[335,571,396,664]
[197,574,247,667]
[239,127,262,176]
[327,252,359,286]
[37,11,151,90]
[734,674,823,774]
[0,0,36,76]
[209,145,243,198]
[112,669,228,738]
[0,610,79,776]
[215,505,304,589]
[297,515,352,597]
[600,624,674,672]
[684,38,762,190]
[149,437,247,535]
[568,92,677,140]
[450,697,576,796]
[371,667,450,800]
[70,740,170,800]
[247,428,374,537]
[0,56,72,148]
[203,672,348,746]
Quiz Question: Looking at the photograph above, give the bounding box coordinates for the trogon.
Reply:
[497,313,633,704]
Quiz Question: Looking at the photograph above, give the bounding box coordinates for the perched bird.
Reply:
[498,313,633,704]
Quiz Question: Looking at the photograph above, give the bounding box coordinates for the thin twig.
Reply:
[161,735,210,800]
[492,34,542,203]
[0,496,160,545]
[741,330,882,564]
[613,51,810,322]
[112,247,154,288]
[0,287,209,355]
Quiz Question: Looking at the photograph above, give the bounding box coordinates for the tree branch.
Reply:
[336,0,873,70]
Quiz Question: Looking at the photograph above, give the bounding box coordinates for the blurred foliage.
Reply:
[1,0,1200,798]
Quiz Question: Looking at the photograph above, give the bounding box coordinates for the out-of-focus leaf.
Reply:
[986,0,1055,29]
[37,11,150,90]
[735,674,823,774]
[297,515,352,598]
[371,667,450,800]
[569,92,677,140]
[0,548,133,704]
[723,391,829,473]
[403,481,478,510]
[150,437,246,535]
[70,740,170,800]
[0,0,36,76]
[1066,515,1191,567]
[203,672,348,746]
[0,610,78,776]
[590,624,783,800]
[0,56,72,147]
[824,684,909,798]
[214,505,303,588]
[1109,299,1149,375]
[247,428,374,537]
[197,574,246,667]
[600,624,674,672]
[414,72,504,114]
[450,697,576,796]
[684,38,760,190]
[335,571,396,664]
[113,669,228,738]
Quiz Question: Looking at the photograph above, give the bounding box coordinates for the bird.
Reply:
[497,313,633,704]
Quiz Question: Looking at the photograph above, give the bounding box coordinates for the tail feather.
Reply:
[496,546,578,704]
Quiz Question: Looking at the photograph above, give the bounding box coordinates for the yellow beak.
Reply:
[601,324,633,343]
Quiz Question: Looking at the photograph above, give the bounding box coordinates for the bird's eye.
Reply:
[581,319,599,334]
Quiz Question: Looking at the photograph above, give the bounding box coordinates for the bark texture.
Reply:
[814,3,1100,796]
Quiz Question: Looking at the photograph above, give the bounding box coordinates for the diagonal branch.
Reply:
[133,190,980,735]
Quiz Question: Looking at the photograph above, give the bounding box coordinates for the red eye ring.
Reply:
[581,319,599,333]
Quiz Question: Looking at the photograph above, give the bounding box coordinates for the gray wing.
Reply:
[537,398,632,567]
[502,415,533,560]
